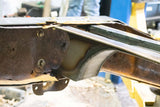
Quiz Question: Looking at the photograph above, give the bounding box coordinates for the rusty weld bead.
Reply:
[37,59,46,68]
[37,30,44,37]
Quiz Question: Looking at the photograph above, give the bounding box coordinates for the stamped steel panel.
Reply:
[0,27,69,81]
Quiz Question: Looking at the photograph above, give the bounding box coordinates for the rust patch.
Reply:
[0,27,70,81]
[102,52,160,87]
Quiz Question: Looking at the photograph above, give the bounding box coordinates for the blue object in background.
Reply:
[110,0,131,24]
[110,75,122,84]
[98,72,106,78]
[109,0,132,84]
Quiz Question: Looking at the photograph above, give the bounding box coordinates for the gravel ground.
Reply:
[0,77,138,107]
[114,82,138,107]
[19,77,121,107]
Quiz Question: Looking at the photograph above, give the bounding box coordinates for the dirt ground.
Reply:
[0,77,138,107]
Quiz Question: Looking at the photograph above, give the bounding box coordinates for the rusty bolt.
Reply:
[37,59,46,68]
[37,30,44,37]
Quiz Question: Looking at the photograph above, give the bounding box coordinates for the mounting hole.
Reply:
[37,30,44,37]
[35,86,38,90]
[65,80,68,84]
[43,82,47,86]
[37,59,46,68]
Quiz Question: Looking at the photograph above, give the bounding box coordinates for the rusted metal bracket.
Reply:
[0,24,70,95]
[32,69,69,95]
[32,77,69,95]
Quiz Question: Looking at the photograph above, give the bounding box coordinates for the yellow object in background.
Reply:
[129,2,147,33]
[123,2,156,107]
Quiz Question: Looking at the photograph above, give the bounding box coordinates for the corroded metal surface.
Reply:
[0,27,69,81]
[104,23,152,39]
[1,16,160,92]
[90,25,160,51]
[53,25,160,64]
[53,24,160,88]
[102,52,160,87]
